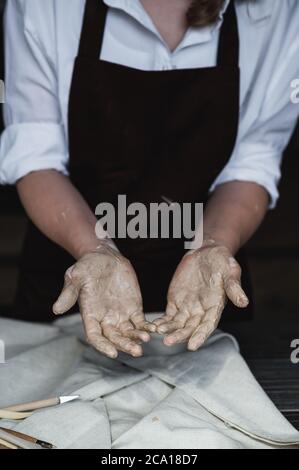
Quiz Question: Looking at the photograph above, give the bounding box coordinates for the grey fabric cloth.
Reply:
[0,314,299,449]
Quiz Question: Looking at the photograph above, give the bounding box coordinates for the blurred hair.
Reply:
[187,0,226,27]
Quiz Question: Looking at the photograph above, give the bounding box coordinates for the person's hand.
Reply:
[53,243,155,358]
[154,241,249,351]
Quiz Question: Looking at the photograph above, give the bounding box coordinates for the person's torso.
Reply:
[23,0,280,144]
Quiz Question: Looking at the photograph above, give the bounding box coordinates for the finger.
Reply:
[153,315,174,328]
[166,301,178,317]
[157,311,189,334]
[90,335,119,359]
[224,277,249,308]
[53,271,79,315]
[153,302,177,328]
[123,329,151,343]
[103,325,143,357]
[188,308,221,351]
[84,316,118,359]
[130,311,156,333]
[121,321,151,343]
[157,320,184,334]
[164,315,202,346]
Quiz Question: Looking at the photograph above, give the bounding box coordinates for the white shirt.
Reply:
[1,0,299,208]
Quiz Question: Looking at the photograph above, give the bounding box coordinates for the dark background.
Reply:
[0,1,298,428]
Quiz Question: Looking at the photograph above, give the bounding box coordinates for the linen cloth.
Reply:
[0,314,299,449]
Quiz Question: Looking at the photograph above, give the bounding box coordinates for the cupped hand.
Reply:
[154,242,249,351]
[53,243,155,358]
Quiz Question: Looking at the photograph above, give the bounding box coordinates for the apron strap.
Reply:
[78,0,108,59]
[78,0,239,65]
[217,0,239,67]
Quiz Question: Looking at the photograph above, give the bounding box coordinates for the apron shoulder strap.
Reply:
[217,0,239,67]
[78,0,108,59]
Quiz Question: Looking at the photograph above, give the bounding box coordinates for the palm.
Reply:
[53,247,155,358]
[154,245,248,350]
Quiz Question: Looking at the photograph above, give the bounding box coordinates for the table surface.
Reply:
[225,321,299,431]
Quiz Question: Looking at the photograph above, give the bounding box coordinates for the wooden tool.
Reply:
[0,410,32,420]
[0,428,55,449]
[0,437,19,450]
[5,395,79,413]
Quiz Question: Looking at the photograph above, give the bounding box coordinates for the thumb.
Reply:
[53,268,79,315]
[224,275,249,308]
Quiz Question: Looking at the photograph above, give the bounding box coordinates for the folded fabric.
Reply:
[0,314,298,449]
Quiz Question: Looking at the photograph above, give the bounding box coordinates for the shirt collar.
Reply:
[102,0,163,38]
[180,0,231,51]
[102,0,231,51]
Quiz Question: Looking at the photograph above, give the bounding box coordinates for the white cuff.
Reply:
[210,170,279,209]
[0,122,69,185]
[210,144,282,209]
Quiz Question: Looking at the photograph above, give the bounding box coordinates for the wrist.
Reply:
[201,230,240,255]
[74,237,119,259]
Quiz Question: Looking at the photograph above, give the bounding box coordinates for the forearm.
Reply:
[203,181,269,255]
[17,170,113,260]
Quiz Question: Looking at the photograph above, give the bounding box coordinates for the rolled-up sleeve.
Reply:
[210,2,299,209]
[210,141,283,209]
[0,0,69,185]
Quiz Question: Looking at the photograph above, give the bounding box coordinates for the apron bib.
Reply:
[13,0,253,322]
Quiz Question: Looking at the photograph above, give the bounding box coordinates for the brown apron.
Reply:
[13,0,253,322]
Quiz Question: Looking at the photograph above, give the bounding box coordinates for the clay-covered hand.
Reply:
[53,243,155,358]
[154,241,249,351]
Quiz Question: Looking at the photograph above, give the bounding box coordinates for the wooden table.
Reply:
[226,321,299,431]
